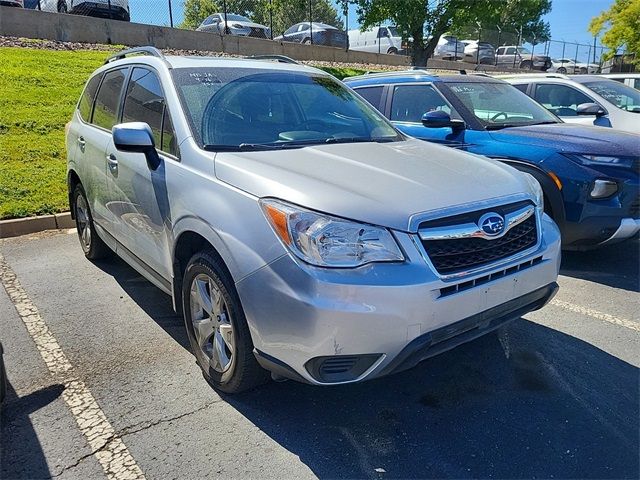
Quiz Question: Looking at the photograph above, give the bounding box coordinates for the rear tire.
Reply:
[72,184,111,260]
[182,250,269,394]
[302,38,311,45]
[520,60,532,70]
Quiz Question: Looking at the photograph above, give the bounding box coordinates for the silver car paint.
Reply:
[68,55,560,384]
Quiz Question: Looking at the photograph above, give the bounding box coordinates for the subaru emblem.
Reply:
[478,212,505,237]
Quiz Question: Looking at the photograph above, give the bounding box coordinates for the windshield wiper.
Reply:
[325,136,398,144]
[485,123,523,130]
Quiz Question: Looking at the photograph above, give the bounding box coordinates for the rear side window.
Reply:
[78,74,102,122]
[123,67,178,156]
[355,86,384,110]
[513,83,529,93]
[93,69,127,131]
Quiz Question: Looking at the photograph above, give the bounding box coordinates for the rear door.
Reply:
[106,66,178,280]
[81,67,129,238]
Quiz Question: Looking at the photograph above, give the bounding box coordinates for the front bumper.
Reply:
[237,214,561,385]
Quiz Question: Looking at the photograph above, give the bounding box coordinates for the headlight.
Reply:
[590,179,618,198]
[567,154,635,168]
[523,173,544,211]
[260,199,404,268]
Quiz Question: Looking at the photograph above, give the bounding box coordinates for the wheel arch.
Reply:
[492,158,566,227]
[67,169,82,219]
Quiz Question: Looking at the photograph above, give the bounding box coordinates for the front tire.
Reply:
[72,184,110,260]
[557,67,567,74]
[182,251,268,394]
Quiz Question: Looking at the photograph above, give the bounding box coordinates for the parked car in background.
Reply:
[496,46,551,70]
[348,25,405,54]
[66,47,561,393]
[36,0,129,20]
[603,73,640,90]
[275,22,347,48]
[462,40,496,64]
[502,74,640,134]
[345,71,640,249]
[433,34,465,60]
[547,58,579,74]
[0,0,23,7]
[197,13,270,39]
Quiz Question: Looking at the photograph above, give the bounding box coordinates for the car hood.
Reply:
[489,123,640,156]
[214,139,531,232]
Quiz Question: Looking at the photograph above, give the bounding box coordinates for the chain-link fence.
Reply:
[22,0,623,71]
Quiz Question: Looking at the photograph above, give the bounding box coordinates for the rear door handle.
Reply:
[107,153,118,171]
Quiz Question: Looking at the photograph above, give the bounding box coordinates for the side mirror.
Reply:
[576,102,607,117]
[112,122,161,170]
[421,110,465,131]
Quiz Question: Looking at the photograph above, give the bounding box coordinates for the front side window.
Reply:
[505,47,516,55]
[171,68,400,149]
[583,81,640,112]
[122,67,177,156]
[93,68,127,131]
[390,84,453,123]
[78,73,102,122]
[534,84,594,116]
[446,81,559,128]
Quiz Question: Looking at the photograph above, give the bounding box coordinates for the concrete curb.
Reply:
[0,212,75,239]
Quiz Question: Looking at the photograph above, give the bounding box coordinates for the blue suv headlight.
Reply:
[565,154,635,168]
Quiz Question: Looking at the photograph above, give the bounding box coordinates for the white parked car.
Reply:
[548,58,599,74]
[502,74,640,134]
[433,35,465,61]
[36,0,129,20]
[197,13,271,39]
[348,25,405,54]
[603,73,640,90]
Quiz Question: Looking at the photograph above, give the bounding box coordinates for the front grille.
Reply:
[421,214,538,275]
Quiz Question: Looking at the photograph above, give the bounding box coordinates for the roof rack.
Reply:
[245,55,299,64]
[105,46,166,65]
[343,68,436,81]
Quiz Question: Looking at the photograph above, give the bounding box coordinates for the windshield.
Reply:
[387,26,399,37]
[446,82,560,128]
[584,81,640,112]
[171,67,401,149]
[517,47,531,54]
[225,14,251,22]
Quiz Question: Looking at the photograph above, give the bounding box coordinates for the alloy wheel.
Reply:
[189,273,234,373]
[75,194,92,254]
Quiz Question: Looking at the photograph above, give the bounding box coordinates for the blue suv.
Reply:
[345,71,640,249]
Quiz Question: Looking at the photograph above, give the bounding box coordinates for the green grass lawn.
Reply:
[0,46,367,219]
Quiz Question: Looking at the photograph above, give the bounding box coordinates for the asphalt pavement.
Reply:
[1,229,638,480]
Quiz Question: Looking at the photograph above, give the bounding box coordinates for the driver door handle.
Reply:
[107,153,118,171]
[77,136,86,152]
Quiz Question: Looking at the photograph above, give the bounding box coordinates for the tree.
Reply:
[589,0,640,63]
[180,0,343,35]
[352,0,551,66]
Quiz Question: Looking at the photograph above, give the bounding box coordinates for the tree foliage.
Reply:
[353,0,551,66]
[589,0,640,62]
[180,0,342,34]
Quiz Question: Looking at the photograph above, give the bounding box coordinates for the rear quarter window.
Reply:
[77,74,103,122]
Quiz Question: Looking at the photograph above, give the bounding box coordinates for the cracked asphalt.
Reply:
[1,229,638,479]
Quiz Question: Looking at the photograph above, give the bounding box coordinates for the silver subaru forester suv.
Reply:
[66,47,561,393]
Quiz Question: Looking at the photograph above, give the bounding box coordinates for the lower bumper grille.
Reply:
[421,213,538,275]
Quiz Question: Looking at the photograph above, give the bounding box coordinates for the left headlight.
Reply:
[260,199,404,268]
[566,154,635,168]
[523,173,544,211]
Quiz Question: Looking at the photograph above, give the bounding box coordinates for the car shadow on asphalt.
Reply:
[225,321,639,479]
[560,238,639,292]
[1,382,64,479]
[94,254,639,479]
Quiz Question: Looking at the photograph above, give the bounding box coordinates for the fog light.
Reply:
[590,179,618,199]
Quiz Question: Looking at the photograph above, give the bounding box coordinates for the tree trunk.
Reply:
[412,36,439,67]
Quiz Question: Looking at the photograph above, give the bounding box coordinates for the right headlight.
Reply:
[260,199,404,268]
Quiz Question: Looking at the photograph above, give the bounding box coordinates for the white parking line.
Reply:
[550,298,640,332]
[0,254,146,480]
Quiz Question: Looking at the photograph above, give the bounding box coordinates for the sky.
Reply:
[127,0,616,62]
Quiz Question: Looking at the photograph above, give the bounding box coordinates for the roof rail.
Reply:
[105,46,166,65]
[245,55,299,64]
